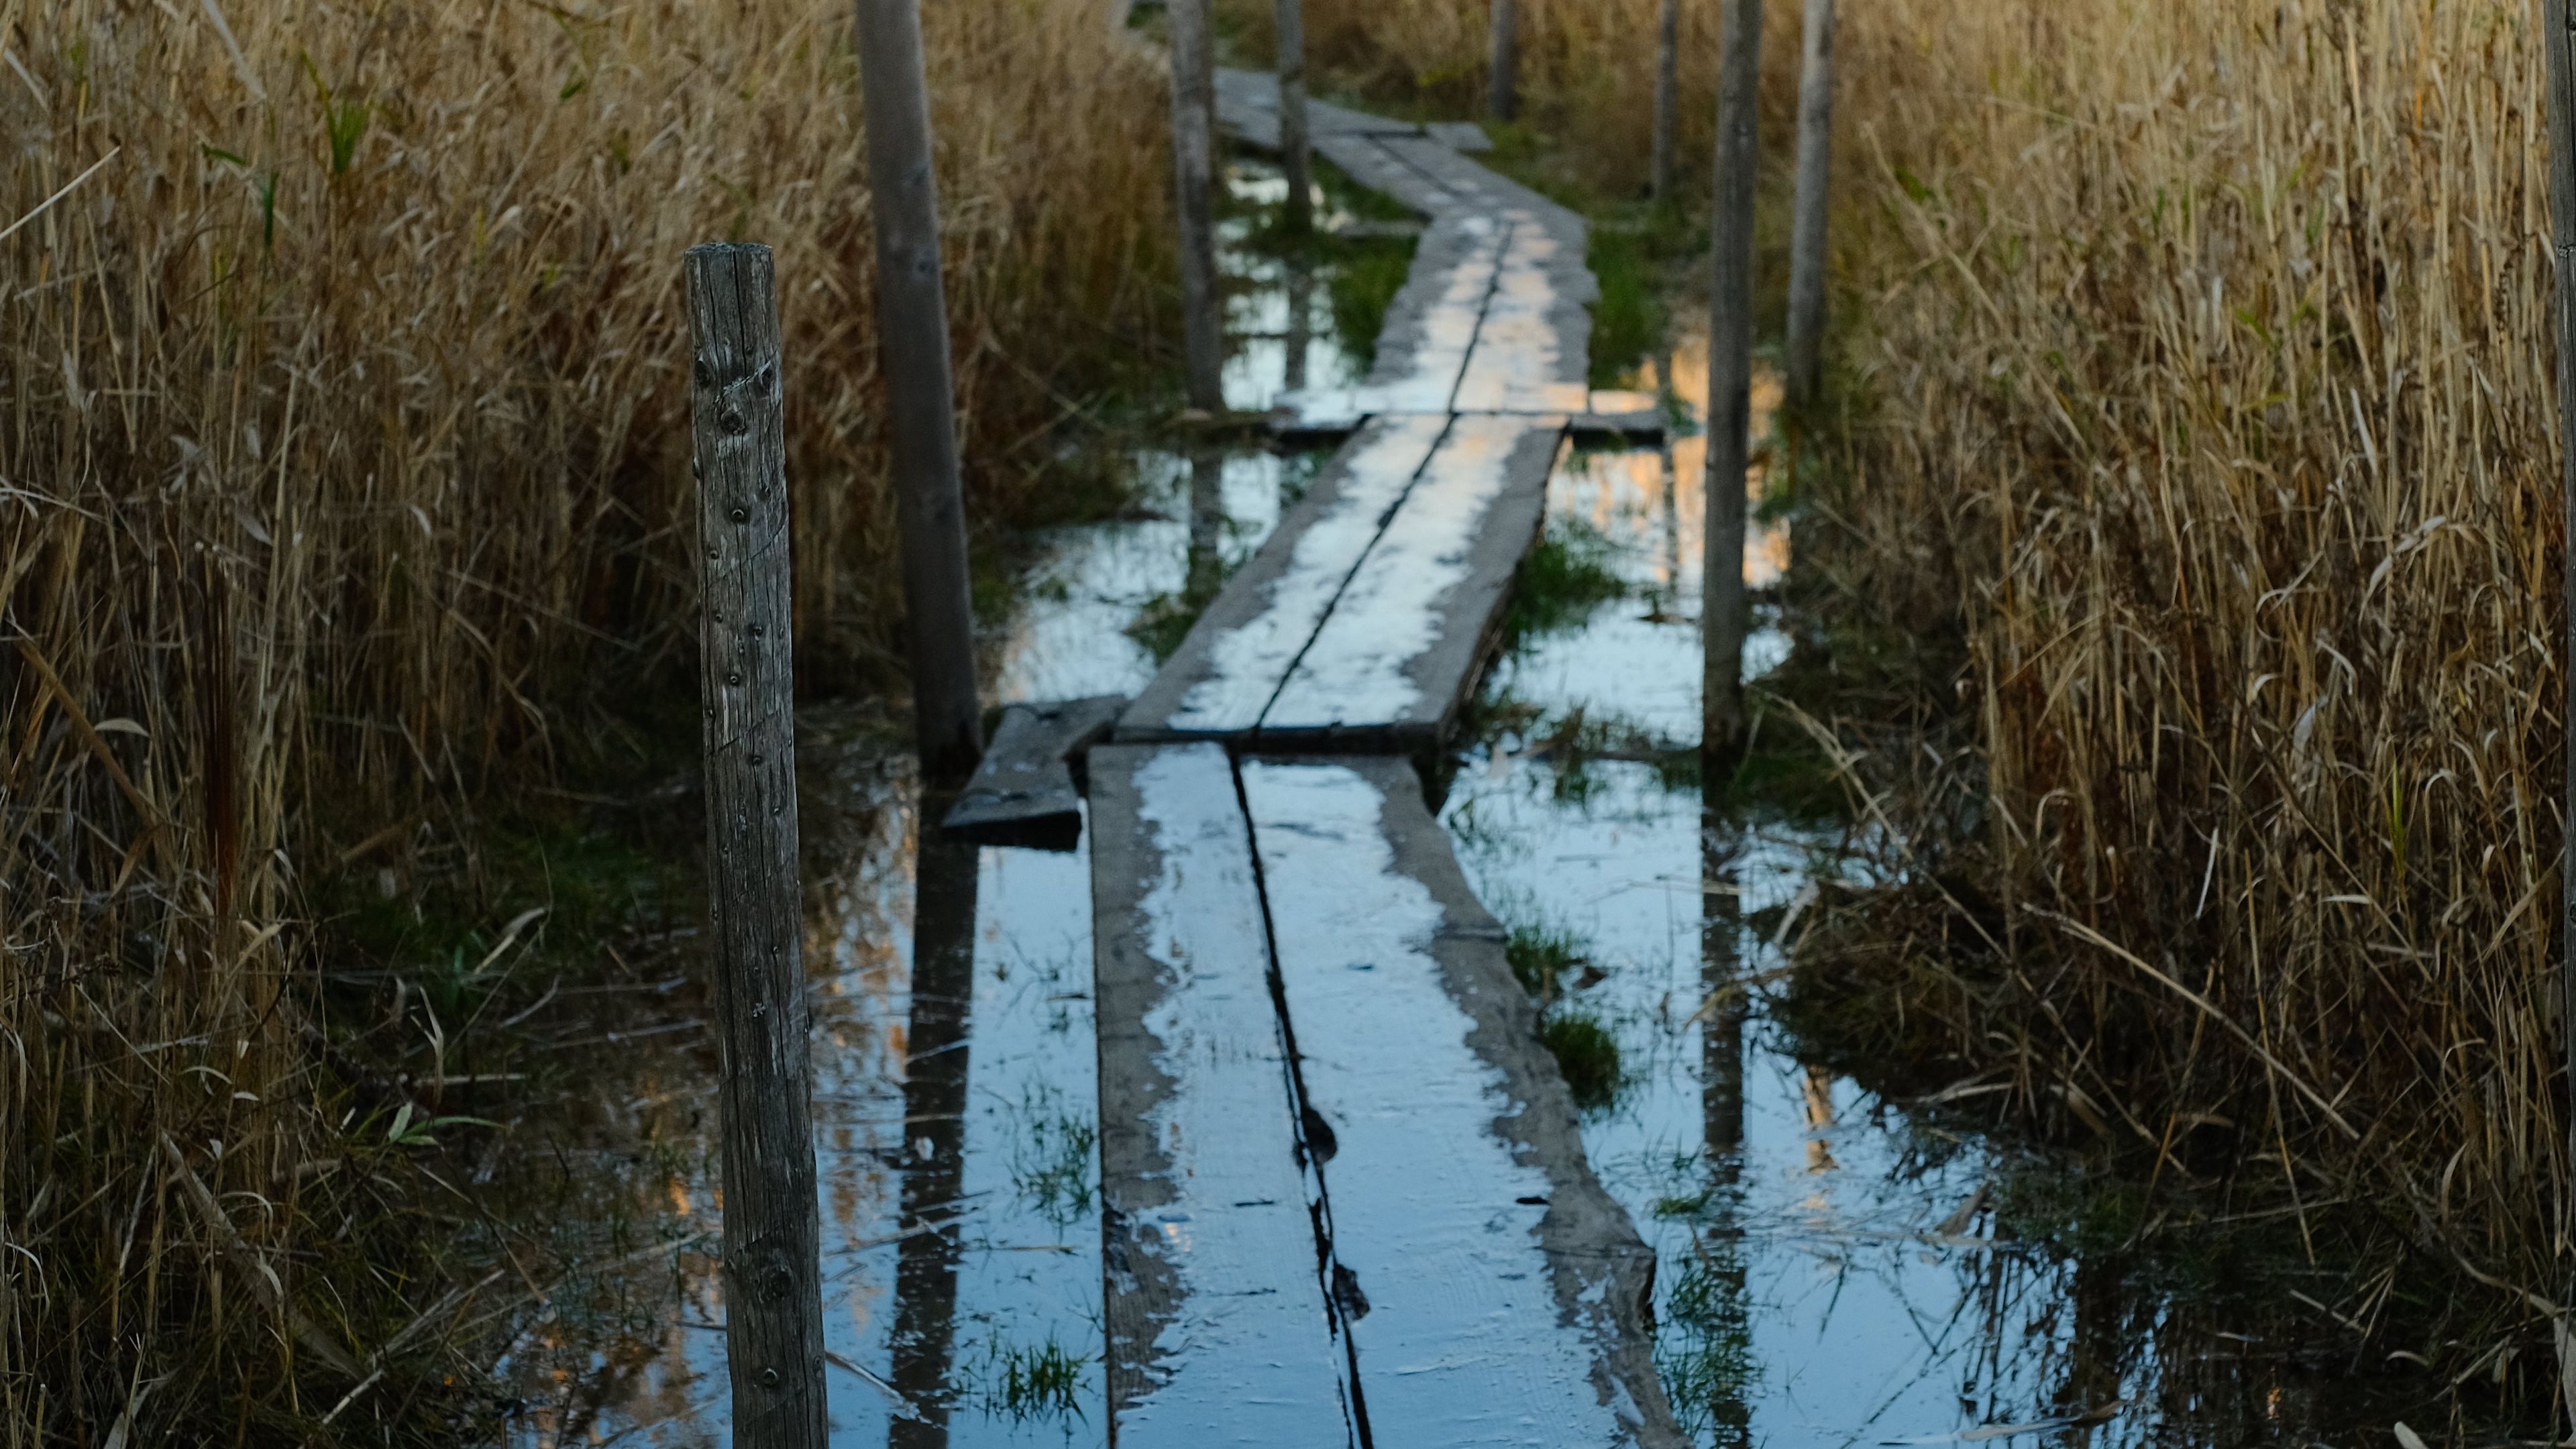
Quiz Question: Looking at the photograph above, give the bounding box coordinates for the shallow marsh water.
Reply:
[490,162,2490,1446]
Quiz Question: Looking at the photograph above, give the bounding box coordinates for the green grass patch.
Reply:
[1540,1011,1622,1110]
[1507,922,1587,1002]
[1508,517,1627,639]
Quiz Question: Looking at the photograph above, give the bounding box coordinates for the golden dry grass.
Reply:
[1819,0,2567,1281]
[1267,0,2575,1299]
[1,0,1169,1436]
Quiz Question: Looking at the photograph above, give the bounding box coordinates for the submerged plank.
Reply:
[1089,743,1354,1447]
[1118,415,1450,741]
[1241,757,1682,1448]
[941,695,1124,850]
[1258,415,1563,750]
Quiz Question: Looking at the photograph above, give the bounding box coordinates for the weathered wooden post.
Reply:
[1784,0,1836,415]
[1489,0,1519,122]
[855,0,986,785]
[1703,0,1762,766]
[684,242,829,1449]
[2538,0,2576,1342]
[1168,0,1228,412]
[1275,0,1314,234]
[1650,0,1681,200]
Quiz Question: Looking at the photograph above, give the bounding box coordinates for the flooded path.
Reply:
[494,156,2435,1448]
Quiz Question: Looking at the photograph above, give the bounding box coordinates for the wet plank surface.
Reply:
[1260,415,1563,750]
[1240,757,1682,1448]
[1118,415,1450,741]
[1089,743,1355,1446]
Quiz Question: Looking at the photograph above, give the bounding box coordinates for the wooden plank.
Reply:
[1118,415,1450,741]
[1258,415,1562,750]
[1089,743,1356,1448]
[1239,757,1683,1449]
[940,695,1124,850]
[1426,119,1495,154]
[1452,217,1584,411]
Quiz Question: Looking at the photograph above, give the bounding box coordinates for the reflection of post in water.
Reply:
[1700,786,1745,1175]
[1185,447,1226,605]
[1655,347,1682,612]
[1283,258,1313,396]
[1800,1064,1839,1175]
[1687,782,1754,1449]
[890,802,981,1445]
[2049,1252,2126,1426]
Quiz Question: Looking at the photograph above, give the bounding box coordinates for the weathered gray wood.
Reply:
[1275,0,1313,234]
[941,695,1126,849]
[2541,0,2576,1244]
[683,242,828,1449]
[1426,119,1496,154]
[1241,757,1684,1448]
[856,0,986,786]
[1169,0,1226,411]
[1089,743,1356,1446]
[1488,0,1519,121]
[1260,415,1562,751]
[1651,0,1681,199]
[1703,0,1763,765]
[1784,0,1837,415]
[1118,415,1452,741]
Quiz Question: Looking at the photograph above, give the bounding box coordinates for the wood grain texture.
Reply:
[1703,0,1764,763]
[1169,0,1226,411]
[1274,0,1313,233]
[1089,744,1355,1447]
[1117,415,1451,741]
[1242,757,1684,1448]
[1784,0,1837,414]
[684,242,828,1449]
[941,694,1125,849]
[1259,415,1563,751]
[855,0,985,783]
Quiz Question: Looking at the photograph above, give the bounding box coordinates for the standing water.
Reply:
[492,160,2463,1446]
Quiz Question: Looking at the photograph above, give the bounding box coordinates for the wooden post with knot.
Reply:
[684,241,828,1449]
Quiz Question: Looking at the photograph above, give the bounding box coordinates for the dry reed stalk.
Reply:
[1,0,1171,1436]
[1809,0,2571,1291]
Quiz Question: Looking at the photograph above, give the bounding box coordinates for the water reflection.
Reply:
[888,808,978,1444]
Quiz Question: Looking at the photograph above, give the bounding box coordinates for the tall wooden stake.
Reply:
[1651,0,1681,200]
[1168,0,1227,412]
[2538,0,2576,1352]
[684,242,828,1449]
[1489,0,1519,122]
[856,0,985,784]
[1784,0,1836,415]
[1275,0,1313,234]
[1703,0,1762,766]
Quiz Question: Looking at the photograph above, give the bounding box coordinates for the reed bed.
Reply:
[1811,0,2569,1289]
[1269,0,2576,1322]
[1,0,1169,1437]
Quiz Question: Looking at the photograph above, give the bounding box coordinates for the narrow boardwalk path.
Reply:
[1086,73,1684,1449]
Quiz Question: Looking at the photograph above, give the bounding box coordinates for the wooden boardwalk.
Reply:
[1070,74,1682,1449]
